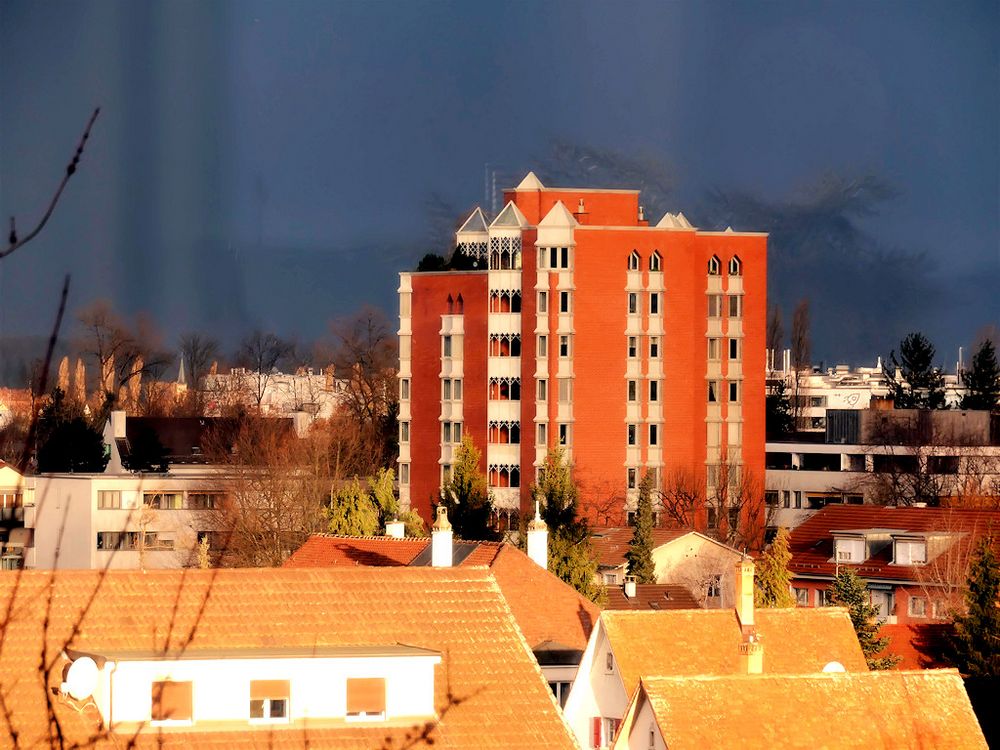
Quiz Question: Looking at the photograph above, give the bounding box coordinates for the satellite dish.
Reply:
[822,661,846,673]
[65,656,99,700]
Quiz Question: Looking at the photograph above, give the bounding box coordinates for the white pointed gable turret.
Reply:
[515,171,545,191]
[457,207,488,235]
[656,211,696,230]
[538,201,578,228]
[490,201,529,229]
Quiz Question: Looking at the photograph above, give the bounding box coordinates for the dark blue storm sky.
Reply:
[1,0,997,367]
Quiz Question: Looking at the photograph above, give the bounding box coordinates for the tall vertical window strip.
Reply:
[442,336,453,357]
[650,293,659,315]
[400,422,409,443]
[538,336,547,357]
[400,379,410,400]
[627,380,637,401]
[628,293,639,315]
[728,295,743,318]
[650,337,660,358]
[707,295,722,318]
[708,338,720,360]
[729,338,739,359]
[560,291,570,313]
[628,337,638,358]
[538,291,547,313]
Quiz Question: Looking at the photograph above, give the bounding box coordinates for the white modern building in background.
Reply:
[202,367,346,421]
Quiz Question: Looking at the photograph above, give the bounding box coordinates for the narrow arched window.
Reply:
[447,294,454,314]
[456,294,464,313]
[628,251,640,271]
[728,256,742,276]
[650,252,661,272]
[708,256,721,275]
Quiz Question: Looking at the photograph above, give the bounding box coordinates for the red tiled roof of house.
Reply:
[589,527,692,568]
[880,623,953,669]
[603,607,868,696]
[284,536,598,651]
[604,584,700,611]
[625,671,986,750]
[0,567,577,749]
[786,506,1000,582]
[283,534,427,566]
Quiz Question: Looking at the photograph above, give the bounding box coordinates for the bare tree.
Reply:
[235,330,294,411]
[203,417,330,567]
[330,307,398,467]
[178,332,219,415]
[76,300,174,415]
[658,466,705,530]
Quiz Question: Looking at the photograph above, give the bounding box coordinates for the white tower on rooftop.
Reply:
[526,501,548,570]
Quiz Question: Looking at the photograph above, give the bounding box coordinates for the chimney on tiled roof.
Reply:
[735,557,763,674]
[386,519,405,539]
[431,506,453,568]
[623,575,637,599]
[526,501,548,569]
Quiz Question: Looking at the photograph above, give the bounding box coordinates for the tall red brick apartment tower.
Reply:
[398,173,766,537]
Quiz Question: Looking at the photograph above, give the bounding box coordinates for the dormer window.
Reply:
[833,536,865,563]
[346,678,386,721]
[250,680,289,722]
[894,539,927,565]
[151,680,193,723]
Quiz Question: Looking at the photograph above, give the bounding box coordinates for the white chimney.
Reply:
[623,575,637,598]
[110,410,127,439]
[526,501,548,569]
[735,557,755,627]
[431,506,453,568]
[385,519,405,539]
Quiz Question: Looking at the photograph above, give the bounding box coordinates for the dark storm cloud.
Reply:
[1,0,996,375]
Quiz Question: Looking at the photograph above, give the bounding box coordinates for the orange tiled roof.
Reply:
[603,607,868,696]
[589,527,691,568]
[787,505,1000,582]
[284,536,598,651]
[604,584,700,611]
[0,567,577,749]
[626,671,986,750]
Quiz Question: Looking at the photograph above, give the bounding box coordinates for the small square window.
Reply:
[628,380,637,401]
[793,587,809,607]
[649,337,660,358]
[98,490,122,510]
[250,680,290,723]
[628,293,639,315]
[346,677,386,720]
[628,337,638,358]
[151,681,193,723]
[538,291,548,313]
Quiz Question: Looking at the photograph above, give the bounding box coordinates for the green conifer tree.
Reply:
[887,332,946,409]
[961,340,1000,411]
[439,436,497,540]
[326,477,380,536]
[532,449,604,604]
[829,568,901,669]
[754,527,796,608]
[624,471,656,584]
[948,536,1000,677]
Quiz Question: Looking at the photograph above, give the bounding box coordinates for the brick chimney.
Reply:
[385,519,405,539]
[526,501,548,569]
[431,506,453,568]
[735,557,763,674]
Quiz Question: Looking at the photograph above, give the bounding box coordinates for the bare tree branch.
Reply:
[2,108,100,261]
